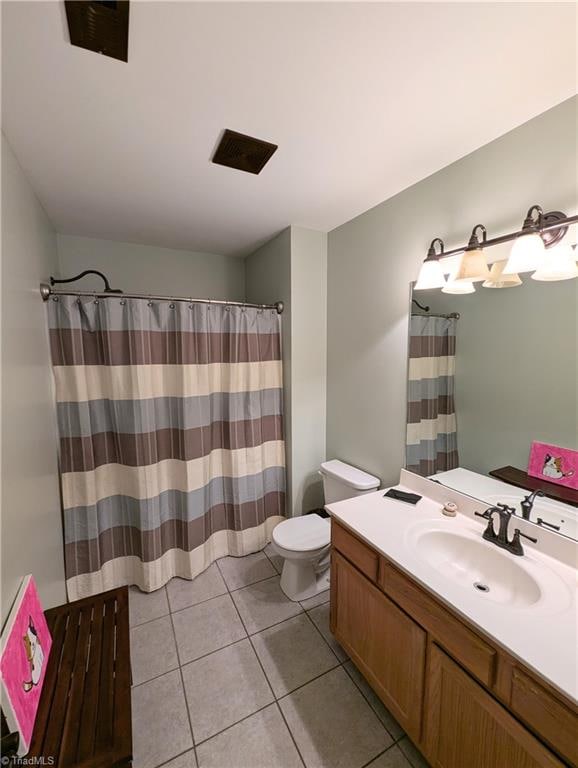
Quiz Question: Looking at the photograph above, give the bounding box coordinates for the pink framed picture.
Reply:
[528,441,578,490]
[0,575,52,756]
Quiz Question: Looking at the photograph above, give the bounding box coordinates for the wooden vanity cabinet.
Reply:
[330,550,426,740]
[330,520,577,768]
[425,645,564,768]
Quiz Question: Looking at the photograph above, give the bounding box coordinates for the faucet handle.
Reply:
[513,528,538,544]
[497,503,516,516]
[474,508,493,520]
[537,517,561,532]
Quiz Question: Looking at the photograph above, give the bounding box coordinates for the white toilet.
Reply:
[271,459,380,601]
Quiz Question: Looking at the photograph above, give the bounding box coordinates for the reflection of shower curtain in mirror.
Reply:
[47,296,286,600]
[406,315,458,476]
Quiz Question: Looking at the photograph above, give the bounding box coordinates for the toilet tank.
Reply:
[320,459,380,504]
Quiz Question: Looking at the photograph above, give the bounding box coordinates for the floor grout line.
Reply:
[154,744,197,768]
[131,663,181,690]
[166,588,229,615]
[275,700,307,768]
[177,633,249,672]
[130,611,172,630]
[216,556,308,768]
[359,740,399,768]
[301,604,343,664]
[262,543,283,575]
[219,569,281,595]
[341,659,407,746]
[167,594,199,768]
[193,700,277,748]
[275,661,343,702]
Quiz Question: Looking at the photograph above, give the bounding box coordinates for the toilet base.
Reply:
[279,559,330,602]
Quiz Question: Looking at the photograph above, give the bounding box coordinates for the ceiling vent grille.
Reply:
[212,130,278,175]
[65,1,129,62]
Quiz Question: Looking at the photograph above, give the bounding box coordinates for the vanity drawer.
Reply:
[379,558,496,687]
[510,668,578,767]
[331,520,379,583]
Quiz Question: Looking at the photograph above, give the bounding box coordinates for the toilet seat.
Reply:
[272,514,330,552]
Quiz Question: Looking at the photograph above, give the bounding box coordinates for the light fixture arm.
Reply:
[522,205,543,231]
[467,224,487,250]
[426,238,445,261]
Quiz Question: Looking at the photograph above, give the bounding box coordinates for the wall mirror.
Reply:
[406,269,578,541]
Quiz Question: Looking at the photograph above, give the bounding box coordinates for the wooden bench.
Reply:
[4,586,132,767]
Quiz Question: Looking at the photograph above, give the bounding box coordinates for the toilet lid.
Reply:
[272,514,330,552]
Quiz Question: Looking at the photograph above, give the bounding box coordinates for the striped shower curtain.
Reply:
[47,296,286,600]
[406,314,459,476]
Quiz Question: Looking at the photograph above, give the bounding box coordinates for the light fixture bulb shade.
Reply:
[453,249,490,283]
[502,232,545,274]
[531,244,578,282]
[442,277,475,294]
[482,260,522,289]
[414,259,446,290]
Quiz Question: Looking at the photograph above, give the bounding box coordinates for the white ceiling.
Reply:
[2,2,576,257]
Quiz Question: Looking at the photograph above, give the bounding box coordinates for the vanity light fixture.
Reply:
[502,206,546,275]
[420,206,578,293]
[414,238,447,290]
[442,272,476,294]
[453,225,491,283]
[482,260,522,289]
[531,243,578,281]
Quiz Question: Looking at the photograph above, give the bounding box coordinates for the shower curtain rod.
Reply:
[39,282,284,314]
[411,311,460,319]
[411,298,459,320]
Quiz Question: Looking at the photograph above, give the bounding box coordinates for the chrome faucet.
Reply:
[474,504,537,556]
[520,490,545,521]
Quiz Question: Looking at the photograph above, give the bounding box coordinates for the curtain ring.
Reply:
[169,303,175,309]
[52,296,59,302]
[120,298,126,306]
[188,298,193,309]
[76,296,81,305]
[147,296,153,307]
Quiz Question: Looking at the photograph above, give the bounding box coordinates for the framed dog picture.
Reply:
[528,441,578,490]
[0,575,52,756]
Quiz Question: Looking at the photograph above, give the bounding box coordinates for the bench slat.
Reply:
[76,600,104,762]
[112,589,132,761]
[94,597,117,751]
[28,611,68,757]
[43,608,81,760]
[60,605,93,765]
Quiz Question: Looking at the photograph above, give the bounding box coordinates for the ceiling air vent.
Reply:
[212,130,278,175]
[65,1,129,62]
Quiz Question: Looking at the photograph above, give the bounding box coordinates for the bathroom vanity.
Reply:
[328,476,578,768]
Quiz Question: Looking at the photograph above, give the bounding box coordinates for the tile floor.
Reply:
[130,547,430,768]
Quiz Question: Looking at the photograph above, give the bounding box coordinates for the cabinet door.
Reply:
[424,645,564,768]
[330,550,426,739]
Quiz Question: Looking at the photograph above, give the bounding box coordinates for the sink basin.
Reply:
[412,529,543,608]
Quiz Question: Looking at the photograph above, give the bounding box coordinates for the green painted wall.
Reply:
[327,96,578,487]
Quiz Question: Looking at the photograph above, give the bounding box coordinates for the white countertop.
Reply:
[327,483,578,703]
